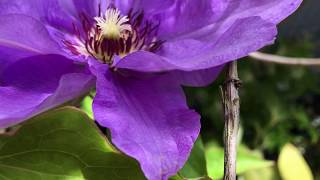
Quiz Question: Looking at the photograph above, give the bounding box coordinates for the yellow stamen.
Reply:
[94,8,132,40]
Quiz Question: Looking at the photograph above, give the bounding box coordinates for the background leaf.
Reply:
[278,143,314,180]
[179,137,208,178]
[205,142,273,179]
[0,107,145,180]
[241,166,281,180]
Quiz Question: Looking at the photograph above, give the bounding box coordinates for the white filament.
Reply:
[94,8,132,39]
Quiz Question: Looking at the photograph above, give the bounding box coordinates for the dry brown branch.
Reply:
[249,52,320,66]
[221,61,241,180]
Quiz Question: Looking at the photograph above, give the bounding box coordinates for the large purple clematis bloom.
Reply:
[0,0,301,179]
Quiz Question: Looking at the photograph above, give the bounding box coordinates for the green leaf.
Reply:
[0,107,145,180]
[278,143,314,180]
[81,95,94,119]
[179,137,208,178]
[205,142,273,179]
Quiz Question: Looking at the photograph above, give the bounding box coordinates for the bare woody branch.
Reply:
[220,50,319,180]
[249,52,320,66]
[221,61,241,180]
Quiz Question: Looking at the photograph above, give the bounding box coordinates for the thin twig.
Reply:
[221,61,241,180]
[249,52,320,66]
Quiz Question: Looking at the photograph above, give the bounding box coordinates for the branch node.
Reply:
[223,78,242,89]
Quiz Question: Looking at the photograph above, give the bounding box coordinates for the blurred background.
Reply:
[185,0,320,179]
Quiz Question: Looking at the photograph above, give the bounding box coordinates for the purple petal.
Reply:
[115,0,174,14]
[0,46,35,74]
[161,17,277,70]
[57,0,102,18]
[0,14,62,74]
[0,14,60,57]
[0,55,95,128]
[59,0,175,18]
[177,0,302,41]
[71,0,97,17]
[171,66,224,87]
[0,0,76,32]
[222,0,302,24]
[156,0,219,39]
[115,65,224,87]
[116,17,276,72]
[91,62,200,180]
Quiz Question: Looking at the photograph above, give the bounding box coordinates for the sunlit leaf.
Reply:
[206,142,273,179]
[278,143,314,180]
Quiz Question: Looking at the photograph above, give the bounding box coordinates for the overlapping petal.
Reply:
[0,14,62,74]
[0,14,59,56]
[114,0,174,15]
[0,46,35,74]
[220,0,302,24]
[156,0,220,39]
[0,55,95,128]
[170,66,224,87]
[160,16,277,70]
[0,0,77,33]
[157,0,302,40]
[91,61,200,180]
[116,17,276,72]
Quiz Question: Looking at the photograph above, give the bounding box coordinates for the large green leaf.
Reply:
[205,142,273,179]
[278,143,314,180]
[0,107,145,180]
[179,137,208,178]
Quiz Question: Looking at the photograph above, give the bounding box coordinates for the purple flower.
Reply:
[0,0,301,179]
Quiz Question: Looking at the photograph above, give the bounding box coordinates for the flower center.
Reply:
[64,7,163,65]
[94,8,132,40]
